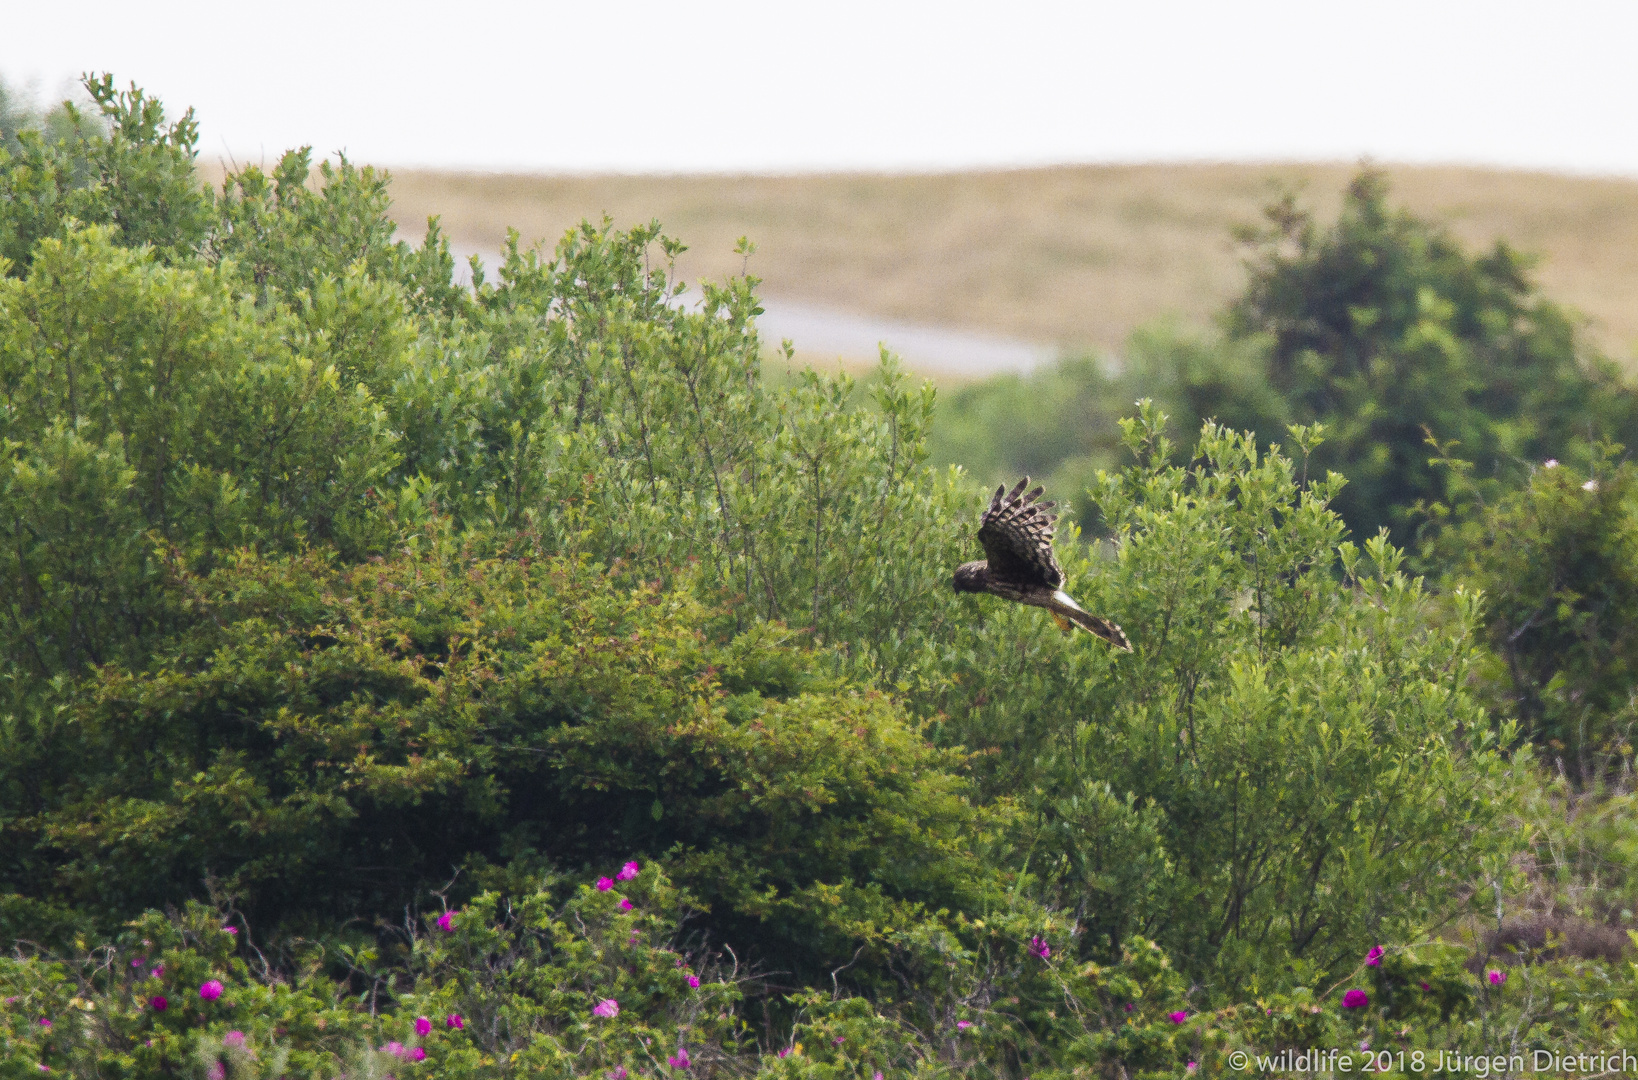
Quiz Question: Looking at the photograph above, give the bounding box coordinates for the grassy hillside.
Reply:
[353,163,1638,363]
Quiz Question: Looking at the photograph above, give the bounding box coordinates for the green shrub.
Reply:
[0,226,401,693]
[1428,449,1638,782]
[928,408,1525,991]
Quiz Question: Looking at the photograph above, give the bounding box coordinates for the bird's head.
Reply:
[952,561,989,593]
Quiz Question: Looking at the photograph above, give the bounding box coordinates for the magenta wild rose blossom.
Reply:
[592,998,620,1019]
[198,980,223,1001]
[617,860,640,881]
[1342,989,1370,1009]
[596,876,615,892]
[1365,945,1384,966]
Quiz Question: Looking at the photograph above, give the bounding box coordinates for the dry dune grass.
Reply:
[230,161,1638,362]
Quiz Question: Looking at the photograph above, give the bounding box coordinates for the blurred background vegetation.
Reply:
[7,74,1638,1078]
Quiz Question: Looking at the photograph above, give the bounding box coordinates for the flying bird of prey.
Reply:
[952,477,1132,650]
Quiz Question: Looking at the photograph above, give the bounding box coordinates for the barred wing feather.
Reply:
[977,477,1064,589]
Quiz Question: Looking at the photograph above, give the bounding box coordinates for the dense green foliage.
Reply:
[7,76,1638,1077]
[1427,450,1638,784]
[931,411,1520,989]
[4,536,996,991]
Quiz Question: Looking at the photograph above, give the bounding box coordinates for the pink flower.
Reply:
[223,1032,246,1047]
[592,998,620,1019]
[687,975,700,989]
[131,958,146,968]
[150,996,168,1011]
[1187,1064,1198,1073]
[37,1018,51,1028]
[208,1064,225,1080]
[596,877,615,892]
[1341,988,1370,1009]
[956,1020,973,1030]
[446,1013,464,1029]
[1168,1011,1188,1024]
[383,1041,405,1058]
[37,1066,50,1074]
[609,1070,628,1080]
[222,926,237,936]
[1488,969,1507,985]
[1365,945,1384,967]
[617,861,640,881]
[618,898,633,912]
[410,1048,426,1062]
[151,965,163,977]
[199,980,224,1001]
[435,911,455,933]
[776,1048,791,1059]
[1123,1003,1134,1013]
[1029,935,1051,960]
[414,1016,431,1036]
[832,1036,845,1046]
[667,1047,691,1069]
[1420,981,1431,991]
[874,1073,884,1080]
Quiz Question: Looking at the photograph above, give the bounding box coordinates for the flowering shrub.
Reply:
[0,868,747,1079]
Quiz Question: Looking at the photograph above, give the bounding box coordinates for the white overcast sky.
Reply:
[3,0,1636,176]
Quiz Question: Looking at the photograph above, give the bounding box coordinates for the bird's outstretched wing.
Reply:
[978,477,1064,588]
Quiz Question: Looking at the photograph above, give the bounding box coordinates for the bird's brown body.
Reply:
[952,478,1132,650]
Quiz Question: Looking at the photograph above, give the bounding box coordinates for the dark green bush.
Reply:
[1,531,999,989]
[1224,171,1636,546]
[926,173,1638,551]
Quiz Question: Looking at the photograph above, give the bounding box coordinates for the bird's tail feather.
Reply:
[1061,607,1133,651]
[1048,591,1133,650]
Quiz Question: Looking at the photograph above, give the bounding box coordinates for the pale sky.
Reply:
[4,0,1637,176]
